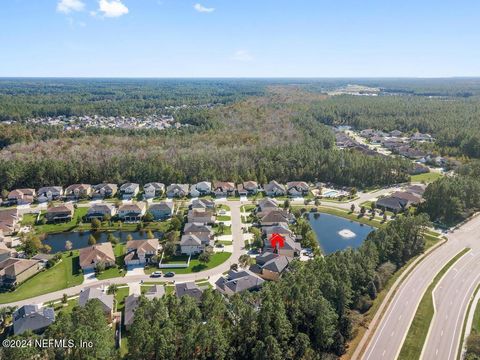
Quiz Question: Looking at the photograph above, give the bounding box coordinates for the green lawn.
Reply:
[54,298,78,315]
[241,205,256,212]
[0,252,83,304]
[21,213,38,226]
[114,287,130,312]
[398,248,470,360]
[217,215,231,222]
[96,244,126,280]
[213,224,232,235]
[410,172,443,183]
[146,252,231,274]
[472,292,480,335]
[217,204,231,211]
[34,207,89,233]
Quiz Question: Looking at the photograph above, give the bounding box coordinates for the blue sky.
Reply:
[1,0,479,77]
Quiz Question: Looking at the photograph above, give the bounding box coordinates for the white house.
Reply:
[189,181,212,197]
[120,183,140,200]
[143,183,165,199]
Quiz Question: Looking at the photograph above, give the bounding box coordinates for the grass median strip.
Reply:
[398,247,471,360]
[457,283,480,360]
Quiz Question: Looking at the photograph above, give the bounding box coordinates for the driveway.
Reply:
[126,264,145,276]
[83,270,97,284]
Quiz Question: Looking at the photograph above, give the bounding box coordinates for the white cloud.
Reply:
[98,0,129,18]
[57,0,85,14]
[194,3,215,13]
[232,50,253,62]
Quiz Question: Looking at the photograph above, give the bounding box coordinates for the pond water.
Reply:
[42,230,164,253]
[307,213,374,255]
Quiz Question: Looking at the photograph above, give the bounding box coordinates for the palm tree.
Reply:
[107,284,118,295]
[239,254,252,268]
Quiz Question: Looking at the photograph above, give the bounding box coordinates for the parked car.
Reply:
[164,272,175,277]
[215,243,225,248]
[150,271,162,278]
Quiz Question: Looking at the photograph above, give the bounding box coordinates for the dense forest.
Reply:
[1,215,430,360]
[0,88,413,191]
[420,161,480,225]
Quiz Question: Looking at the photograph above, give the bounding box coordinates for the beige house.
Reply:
[8,189,36,205]
[187,209,215,225]
[45,203,75,223]
[65,184,92,199]
[79,243,115,270]
[0,258,40,286]
[124,239,160,265]
[118,202,147,222]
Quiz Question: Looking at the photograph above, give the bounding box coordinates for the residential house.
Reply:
[0,209,20,235]
[262,223,294,238]
[250,252,291,281]
[124,238,160,265]
[13,305,55,335]
[376,196,409,213]
[187,209,215,225]
[191,198,215,210]
[213,181,236,198]
[118,202,147,222]
[263,181,286,197]
[215,270,265,296]
[257,198,279,213]
[360,129,375,137]
[390,191,423,205]
[406,185,426,196]
[92,183,118,199]
[86,203,116,221]
[286,182,310,197]
[264,233,302,258]
[79,243,115,270]
[175,282,203,302]
[410,163,430,175]
[37,186,63,203]
[45,203,75,223]
[0,257,40,286]
[258,209,295,226]
[65,184,92,199]
[370,135,384,144]
[189,181,212,197]
[123,294,140,330]
[183,223,213,244]
[389,130,403,137]
[124,285,165,330]
[143,182,165,199]
[144,284,165,300]
[0,242,16,262]
[120,183,140,200]
[411,132,434,142]
[78,287,114,321]
[8,189,36,205]
[397,146,428,160]
[166,184,189,198]
[237,181,259,196]
[148,202,174,220]
[180,234,204,255]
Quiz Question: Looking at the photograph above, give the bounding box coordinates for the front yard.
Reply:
[145,252,232,274]
[0,252,83,304]
[96,244,126,280]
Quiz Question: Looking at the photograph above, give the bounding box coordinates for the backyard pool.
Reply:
[42,230,164,253]
[323,190,339,198]
[307,212,374,254]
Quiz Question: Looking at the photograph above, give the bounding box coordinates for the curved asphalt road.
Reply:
[0,201,246,309]
[362,215,480,360]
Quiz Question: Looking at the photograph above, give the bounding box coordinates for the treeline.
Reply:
[0,115,411,192]
[420,175,480,226]
[0,79,266,121]
[0,215,430,360]
[307,95,480,158]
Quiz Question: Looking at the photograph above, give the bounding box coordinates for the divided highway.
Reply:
[361,215,480,360]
